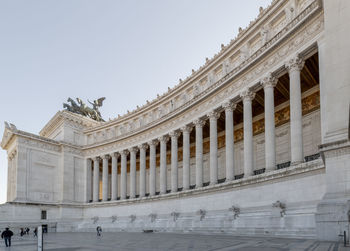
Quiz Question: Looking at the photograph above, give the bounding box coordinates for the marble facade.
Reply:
[1,0,350,241]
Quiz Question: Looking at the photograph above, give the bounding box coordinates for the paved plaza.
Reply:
[0,232,347,251]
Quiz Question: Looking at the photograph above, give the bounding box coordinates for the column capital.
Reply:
[222,100,237,112]
[261,74,278,89]
[138,143,149,150]
[121,149,129,156]
[181,125,193,134]
[101,154,110,160]
[158,135,170,143]
[92,156,101,162]
[169,130,181,139]
[240,89,255,102]
[128,147,138,154]
[112,152,120,158]
[285,55,304,73]
[194,118,206,128]
[147,139,158,146]
[207,111,220,120]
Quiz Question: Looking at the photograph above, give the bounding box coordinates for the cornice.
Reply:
[40,110,101,138]
[84,0,288,133]
[1,121,83,154]
[83,0,323,155]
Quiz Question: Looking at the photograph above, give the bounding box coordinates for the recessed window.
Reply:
[41,210,47,220]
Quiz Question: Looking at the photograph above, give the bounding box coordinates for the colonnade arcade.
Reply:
[87,52,320,202]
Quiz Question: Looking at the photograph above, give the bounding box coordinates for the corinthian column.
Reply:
[86,158,92,202]
[223,101,236,181]
[262,74,278,171]
[111,153,119,201]
[148,140,158,196]
[139,144,148,198]
[194,119,205,188]
[286,56,305,164]
[240,89,255,177]
[102,154,110,201]
[158,135,169,194]
[170,131,180,193]
[129,147,137,199]
[93,157,100,202]
[120,150,128,200]
[208,111,220,185]
[181,125,193,190]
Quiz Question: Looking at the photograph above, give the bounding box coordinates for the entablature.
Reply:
[82,0,323,155]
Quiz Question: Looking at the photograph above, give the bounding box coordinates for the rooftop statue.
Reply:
[63,97,105,122]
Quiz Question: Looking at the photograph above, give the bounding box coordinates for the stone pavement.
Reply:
[0,232,347,251]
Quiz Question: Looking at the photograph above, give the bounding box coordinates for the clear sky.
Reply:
[0,0,271,204]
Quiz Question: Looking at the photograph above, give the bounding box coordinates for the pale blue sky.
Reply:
[0,0,271,204]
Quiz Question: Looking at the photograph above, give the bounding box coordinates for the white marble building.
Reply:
[1,0,349,241]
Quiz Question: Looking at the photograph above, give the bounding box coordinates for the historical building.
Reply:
[1,0,349,241]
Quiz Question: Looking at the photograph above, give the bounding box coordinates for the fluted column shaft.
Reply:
[93,157,100,202]
[208,111,220,185]
[86,158,92,202]
[241,90,255,177]
[194,119,205,188]
[170,131,180,193]
[149,140,157,196]
[159,136,169,194]
[111,153,118,200]
[182,126,192,190]
[262,75,278,171]
[139,144,147,198]
[286,56,304,164]
[102,155,109,201]
[223,102,236,181]
[129,148,137,198]
[120,150,128,200]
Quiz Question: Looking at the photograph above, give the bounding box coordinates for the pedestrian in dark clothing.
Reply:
[96,226,102,236]
[1,228,14,247]
[25,227,30,235]
[20,228,25,236]
[33,228,37,237]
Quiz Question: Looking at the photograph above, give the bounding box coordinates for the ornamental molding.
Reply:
[82,1,323,156]
[83,0,321,135]
[83,0,286,134]
[40,110,100,138]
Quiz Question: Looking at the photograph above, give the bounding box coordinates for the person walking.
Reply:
[20,228,25,237]
[96,226,102,236]
[1,227,14,247]
[33,228,37,237]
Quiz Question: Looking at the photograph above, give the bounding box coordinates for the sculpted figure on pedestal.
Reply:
[63,97,105,121]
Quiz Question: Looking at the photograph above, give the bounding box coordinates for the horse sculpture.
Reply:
[63,97,105,122]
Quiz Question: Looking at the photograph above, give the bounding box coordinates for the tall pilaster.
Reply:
[139,144,148,198]
[194,119,205,188]
[102,154,110,201]
[120,150,128,200]
[111,153,119,201]
[223,101,236,181]
[170,131,180,193]
[158,135,169,194]
[148,140,158,196]
[181,125,192,190]
[262,74,278,171]
[286,56,304,164]
[92,157,100,202]
[129,147,137,199]
[208,111,220,185]
[86,158,92,202]
[241,89,255,177]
